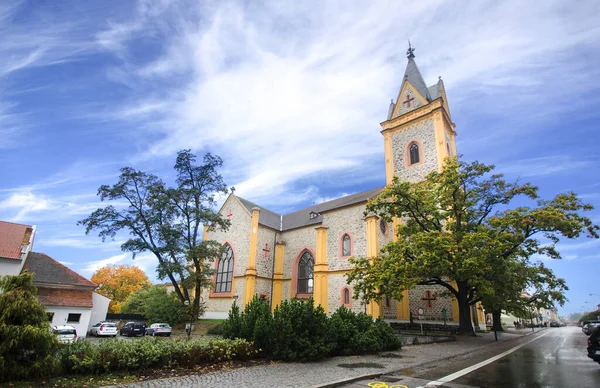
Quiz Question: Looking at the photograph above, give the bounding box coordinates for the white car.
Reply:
[90,322,118,337]
[52,325,78,344]
[145,323,172,337]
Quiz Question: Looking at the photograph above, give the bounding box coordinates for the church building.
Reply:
[202,47,487,330]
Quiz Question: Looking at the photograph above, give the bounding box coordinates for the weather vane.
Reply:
[406,39,415,59]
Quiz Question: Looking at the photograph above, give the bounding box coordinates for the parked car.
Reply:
[582,321,600,335]
[145,323,172,337]
[550,321,560,327]
[52,325,78,344]
[120,321,147,337]
[90,321,118,337]
[587,327,600,364]
[584,322,600,335]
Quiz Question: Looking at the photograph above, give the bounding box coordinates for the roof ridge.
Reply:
[235,195,282,216]
[28,251,97,287]
[282,186,385,216]
[0,220,33,228]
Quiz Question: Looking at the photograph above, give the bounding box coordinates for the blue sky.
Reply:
[1,0,599,317]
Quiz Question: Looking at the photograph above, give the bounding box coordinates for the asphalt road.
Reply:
[342,326,600,388]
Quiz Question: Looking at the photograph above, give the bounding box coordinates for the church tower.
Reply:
[381,44,456,185]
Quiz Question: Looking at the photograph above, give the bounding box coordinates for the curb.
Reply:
[312,328,546,388]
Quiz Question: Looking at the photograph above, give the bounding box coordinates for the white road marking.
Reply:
[419,330,552,387]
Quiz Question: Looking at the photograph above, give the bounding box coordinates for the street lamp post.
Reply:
[184,300,192,340]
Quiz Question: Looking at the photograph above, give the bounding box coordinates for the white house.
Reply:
[0,220,110,338]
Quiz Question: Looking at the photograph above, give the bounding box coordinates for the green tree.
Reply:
[79,150,229,320]
[347,158,598,335]
[121,286,185,325]
[0,272,58,381]
[568,312,582,321]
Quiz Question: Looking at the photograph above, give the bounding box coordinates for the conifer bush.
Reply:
[0,272,59,382]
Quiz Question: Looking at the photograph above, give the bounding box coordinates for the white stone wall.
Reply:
[322,205,367,271]
[0,258,22,276]
[382,296,397,319]
[392,118,438,183]
[395,86,425,117]
[327,273,366,315]
[255,278,272,300]
[408,284,454,322]
[279,226,315,299]
[89,292,110,331]
[255,225,276,278]
[204,196,251,313]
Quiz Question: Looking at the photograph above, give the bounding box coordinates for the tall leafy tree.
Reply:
[0,272,57,381]
[79,150,229,320]
[91,265,151,313]
[347,157,598,335]
[121,286,184,325]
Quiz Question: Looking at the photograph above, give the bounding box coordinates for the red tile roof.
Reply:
[23,252,97,288]
[36,288,93,308]
[0,220,32,260]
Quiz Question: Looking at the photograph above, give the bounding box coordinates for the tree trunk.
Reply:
[457,281,475,335]
[492,309,504,331]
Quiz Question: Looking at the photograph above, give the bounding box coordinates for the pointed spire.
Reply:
[401,42,431,102]
[387,99,395,120]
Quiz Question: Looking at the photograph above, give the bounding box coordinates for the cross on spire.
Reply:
[402,94,415,107]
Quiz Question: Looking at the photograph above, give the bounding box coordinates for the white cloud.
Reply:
[496,156,598,178]
[90,0,600,209]
[81,253,127,273]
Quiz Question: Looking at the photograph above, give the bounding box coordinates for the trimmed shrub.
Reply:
[222,296,273,353]
[56,337,257,375]
[269,298,334,361]
[206,323,224,335]
[329,307,400,355]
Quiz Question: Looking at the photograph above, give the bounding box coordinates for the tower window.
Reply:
[341,286,352,308]
[409,143,420,165]
[447,143,452,156]
[341,234,351,257]
[344,288,350,304]
[379,220,387,235]
[297,251,314,294]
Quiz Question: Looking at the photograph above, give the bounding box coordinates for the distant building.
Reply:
[0,220,110,337]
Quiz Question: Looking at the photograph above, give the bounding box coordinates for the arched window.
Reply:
[341,286,352,308]
[342,234,351,257]
[447,143,452,156]
[215,244,234,293]
[379,220,387,235]
[409,143,420,165]
[297,251,314,294]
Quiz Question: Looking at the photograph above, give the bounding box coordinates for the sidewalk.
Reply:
[105,329,539,388]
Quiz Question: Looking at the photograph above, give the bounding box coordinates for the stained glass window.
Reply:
[297,251,314,294]
[215,244,234,293]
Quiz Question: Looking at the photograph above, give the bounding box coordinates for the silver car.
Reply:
[582,322,600,335]
[52,325,78,344]
[90,321,118,337]
[145,323,172,337]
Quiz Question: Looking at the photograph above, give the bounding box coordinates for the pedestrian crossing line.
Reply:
[418,330,552,387]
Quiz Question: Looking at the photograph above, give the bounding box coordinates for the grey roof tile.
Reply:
[404,58,431,102]
[23,252,97,289]
[236,186,384,232]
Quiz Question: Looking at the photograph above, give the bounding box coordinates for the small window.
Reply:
[447,143,452,156]
[342,234,351,256]
[379,220,387,235]
[67,313,81,323]
[344,289,350,305]
[47,312,54,322]
[409,143,420,165]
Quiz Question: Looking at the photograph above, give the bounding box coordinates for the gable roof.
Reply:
[23,252,97,289]
[0,220,32,260]
[235,186,384,232]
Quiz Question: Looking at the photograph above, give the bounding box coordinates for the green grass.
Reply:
[7,373,139,387]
